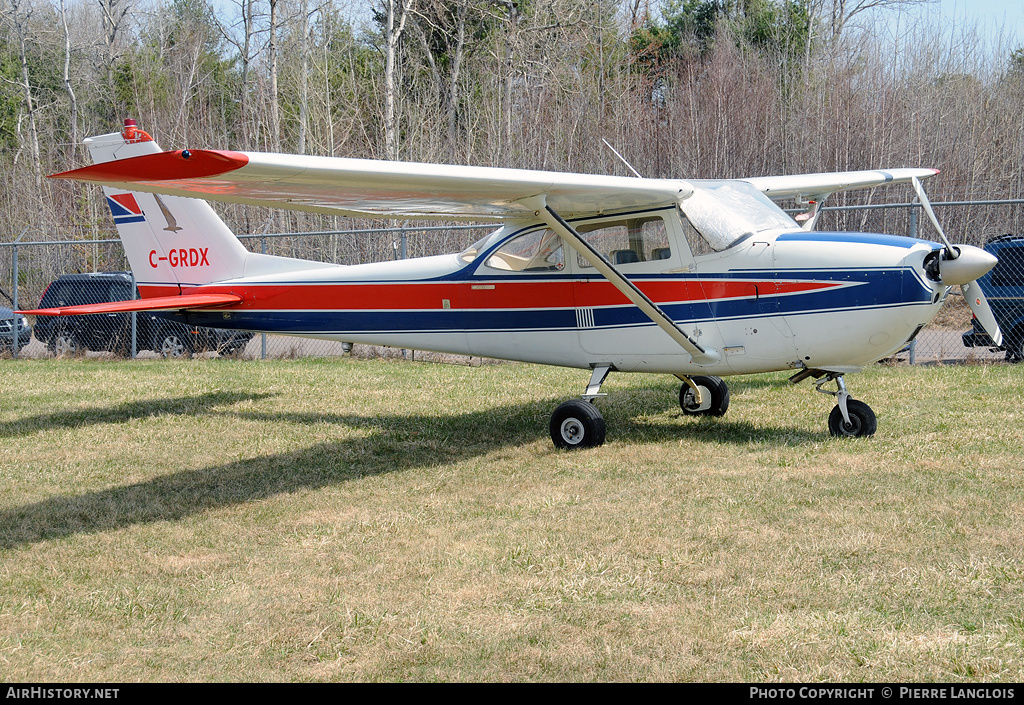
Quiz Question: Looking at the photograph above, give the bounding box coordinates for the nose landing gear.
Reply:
[812,372,877,438]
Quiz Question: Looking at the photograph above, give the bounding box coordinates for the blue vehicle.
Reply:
[962,234,1024,362]
[1,288,31,354]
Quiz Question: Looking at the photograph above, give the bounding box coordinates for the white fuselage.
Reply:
[167,206,947,377]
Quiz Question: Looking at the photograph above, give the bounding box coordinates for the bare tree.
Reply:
[381,0,415,160]
[4,0,44,200]
[214,0,261,149]
[269,0,281,151]
[97,0,130,60]
[59,0,78,152]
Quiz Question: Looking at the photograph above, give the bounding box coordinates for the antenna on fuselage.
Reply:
[602,139,643,179]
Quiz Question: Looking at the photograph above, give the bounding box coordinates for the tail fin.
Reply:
[87,120,250,297]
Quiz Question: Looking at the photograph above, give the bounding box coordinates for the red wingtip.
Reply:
[50,149,249,183]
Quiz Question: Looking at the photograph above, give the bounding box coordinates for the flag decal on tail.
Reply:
[107,193,145,224]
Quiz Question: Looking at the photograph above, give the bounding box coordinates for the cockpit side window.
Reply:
[574,216,671,268]
[483,228,565,272]
[679,211,715,257]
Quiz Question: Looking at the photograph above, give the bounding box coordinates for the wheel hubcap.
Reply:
[559,417,585,445]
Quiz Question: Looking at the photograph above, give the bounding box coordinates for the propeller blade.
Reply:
[911,176,957,259]
[961,281,1003,347]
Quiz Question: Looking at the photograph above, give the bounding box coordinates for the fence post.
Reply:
[11,242,18,360]
[130,270,138,358]
[260,236,267,360]
[399,228,409,359]
[11,228,28,360]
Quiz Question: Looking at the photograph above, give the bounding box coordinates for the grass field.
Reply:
[1,357,1023,682]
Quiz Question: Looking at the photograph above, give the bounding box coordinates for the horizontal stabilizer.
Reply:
[21,292,242,317]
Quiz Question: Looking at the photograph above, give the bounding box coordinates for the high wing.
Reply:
[742,168,940,200]
[50,148,693,221]
[51,146,939,222]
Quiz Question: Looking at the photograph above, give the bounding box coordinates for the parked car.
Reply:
[31,272,253,358]
[961,234,1024,362]
[1,289,31,354]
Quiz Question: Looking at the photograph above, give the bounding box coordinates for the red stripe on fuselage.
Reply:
[138,284,183,298]
[177,279,845,311]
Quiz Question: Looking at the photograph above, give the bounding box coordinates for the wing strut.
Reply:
[537,202,721,366]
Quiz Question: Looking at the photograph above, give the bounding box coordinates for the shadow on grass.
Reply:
[0,385,820,550]
[0,391,278,439]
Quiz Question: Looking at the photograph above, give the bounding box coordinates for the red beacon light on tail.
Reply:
[121,118,153,144]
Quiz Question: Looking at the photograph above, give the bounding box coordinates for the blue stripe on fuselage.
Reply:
[777,232,939,249]
[182,266,932,335]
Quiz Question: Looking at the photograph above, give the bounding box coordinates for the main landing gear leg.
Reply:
[549,365,611,450]
[814,373,877,438]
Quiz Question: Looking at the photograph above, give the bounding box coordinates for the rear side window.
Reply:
[991,247,1024,286]
[43,280,121,306]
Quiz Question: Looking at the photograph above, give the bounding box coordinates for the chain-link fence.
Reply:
[2,202,1022,365]
[0,224,494,363]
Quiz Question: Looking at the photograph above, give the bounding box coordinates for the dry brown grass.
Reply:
[1,357,1023,681]
[929,289,974,330]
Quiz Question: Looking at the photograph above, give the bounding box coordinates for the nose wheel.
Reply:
[827,399,876,437]
[814,373,876,438]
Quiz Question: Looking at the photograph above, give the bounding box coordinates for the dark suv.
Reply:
[961,235,1024,362]
[32,272,253,358]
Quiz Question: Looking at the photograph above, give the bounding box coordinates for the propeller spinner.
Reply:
[911,177,1003,346]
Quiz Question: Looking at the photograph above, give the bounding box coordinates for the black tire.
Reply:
[156,330,192,359]
[1006,328,1024,363]
[827,399,877,438]
[549,399,606,450]
[679,375,730,417]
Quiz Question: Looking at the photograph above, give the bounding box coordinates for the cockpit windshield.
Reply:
[681,181,798,252]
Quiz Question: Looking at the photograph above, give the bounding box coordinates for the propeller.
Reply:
[910,177,1002,346]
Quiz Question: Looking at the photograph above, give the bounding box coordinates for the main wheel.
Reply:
[1005,327,1023,363]
[828,399,877,438]
[549,400,606,450]
[156,331,192,358]
[679,376,730,416]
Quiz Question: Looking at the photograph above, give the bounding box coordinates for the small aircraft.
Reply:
[24,119,1003,449]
